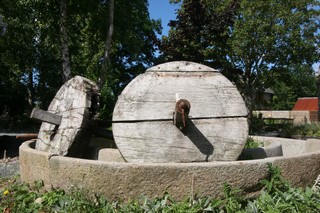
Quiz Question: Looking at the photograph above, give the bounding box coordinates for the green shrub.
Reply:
[245,137,261,149]
[281,122,320,138]
[250,112,266,134]
[1,165,320,212]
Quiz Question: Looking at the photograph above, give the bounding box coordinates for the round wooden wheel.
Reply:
[35,76,99,157]
[112,61,248,163]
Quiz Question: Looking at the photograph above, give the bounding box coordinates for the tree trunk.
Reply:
[243,68,254,129]
[27,68,34,109]
[317,72,320,121]
[60,0,71,83]
[98,0,114,90]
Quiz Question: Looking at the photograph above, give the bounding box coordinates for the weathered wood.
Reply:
[30,108,62,125]
[113,72,247,121]
[35,76,99,157]
[112,61,248,163]
[113,118,248,163]
[147,60,216,72]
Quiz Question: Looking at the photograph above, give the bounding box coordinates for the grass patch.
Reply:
[1,164,320,212]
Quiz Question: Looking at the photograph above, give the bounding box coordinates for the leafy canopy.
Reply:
[161,0,319,114]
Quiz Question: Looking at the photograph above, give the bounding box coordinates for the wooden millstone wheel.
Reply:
[112,61,248,163]
[35,76,99,157]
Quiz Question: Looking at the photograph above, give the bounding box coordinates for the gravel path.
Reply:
[0,157,19,177]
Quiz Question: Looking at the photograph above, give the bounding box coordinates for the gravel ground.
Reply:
[0,157,19,177]
[0,156,19,164]
[0,135,22,177]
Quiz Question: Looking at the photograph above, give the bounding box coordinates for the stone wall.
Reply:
[310,111,318,122]
[19,138,320,201]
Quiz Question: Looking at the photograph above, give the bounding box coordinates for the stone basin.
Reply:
[19,136,320,201]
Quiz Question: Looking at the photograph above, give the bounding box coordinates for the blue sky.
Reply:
[148,0,181,36]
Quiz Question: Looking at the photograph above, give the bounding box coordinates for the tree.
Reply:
[98,0,114,90]
[160,0,239,70]
[227,0,319,115]
[269,65,317,110]
[0,0,42,129]
[60,0,71,82]
[0,15,7,35]
[68,0,161,118]
[161,0,320,124]
[0,0,161,129]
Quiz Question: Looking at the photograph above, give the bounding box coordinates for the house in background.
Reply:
[292,97,318,122]
[292,97,318,111]
[256,97,319,124]
[255,88,275,110]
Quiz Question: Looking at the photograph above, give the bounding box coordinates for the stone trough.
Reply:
[19,136,320,201]
[19,61,320,201]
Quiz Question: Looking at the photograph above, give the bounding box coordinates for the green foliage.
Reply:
[160,0,238,70]
[161,0,320,116]
[250,117,320,139]
[250,112,267,134]
[281,122,320,138]
[261,163,290,194]
[249,164,320,212]
[269,65,317,110]
[245,137,261,149]
[0,0,161,128]
[229,0,319,113]
[221,183,245,212]
[2,167,320,212]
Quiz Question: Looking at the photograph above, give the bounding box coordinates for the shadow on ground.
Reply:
[0,135,30,158]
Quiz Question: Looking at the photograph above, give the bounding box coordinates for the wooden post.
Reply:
[16,133,38,139]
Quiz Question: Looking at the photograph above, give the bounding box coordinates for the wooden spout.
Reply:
[174,99,191,130]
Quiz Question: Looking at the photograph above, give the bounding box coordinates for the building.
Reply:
[255,88,275,110]
[292,97,318,122]
[256,97,319,124]
[292,97,318,111]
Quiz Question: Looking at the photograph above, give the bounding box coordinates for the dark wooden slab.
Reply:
[30,108,62,125]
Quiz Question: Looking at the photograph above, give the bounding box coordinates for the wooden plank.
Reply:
[30,108,62,125]
[113,118,248,163]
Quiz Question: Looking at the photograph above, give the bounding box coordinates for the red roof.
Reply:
[292,97,318,111]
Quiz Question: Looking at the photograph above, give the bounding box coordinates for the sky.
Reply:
[148,0,181,36]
